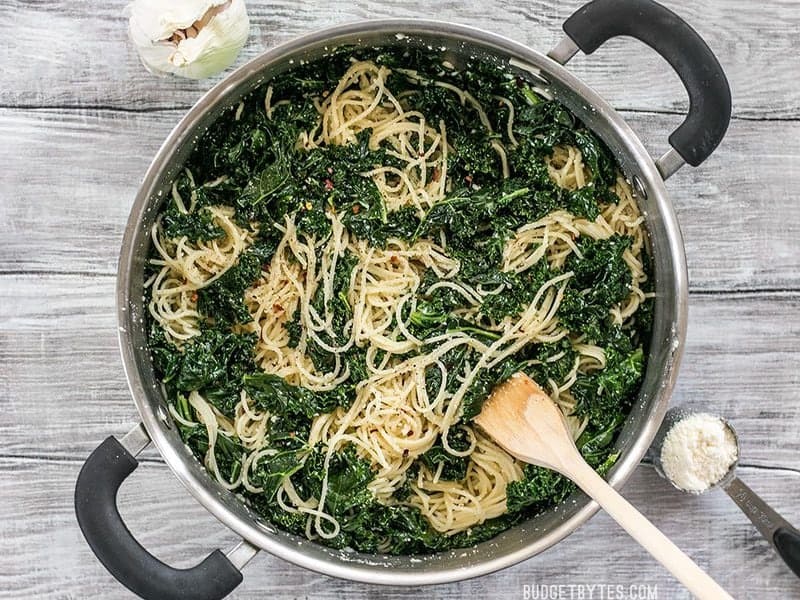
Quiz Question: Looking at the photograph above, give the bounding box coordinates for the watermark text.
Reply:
[522,583,658,600]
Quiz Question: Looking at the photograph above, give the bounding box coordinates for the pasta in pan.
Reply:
[146,48,652,553]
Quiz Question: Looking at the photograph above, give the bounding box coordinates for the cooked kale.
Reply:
[175,412,247,485]
[151,327,257,416]
[300,251,361,377]
[162,204,224,242]
[243,372,340,418]
[148,322,181,386]
[461,356,525,421]
[267,413,311,451]
[416,175,603,284]
[526,338,578,386]
[197,250,263,326]
[249,449,304,501]
[572,345,644,430]
[419,427,472,481]
[577,413,626,468]
[479,261,553,320]
[409,296,450,334]
[558,235,634,342]
[423,345,469,403]
[284,309,302,348]
[416,183,531,278]
[158,172,226,241]
[506,464,574,514]
[246,441,523,554]
[511,99,617,191]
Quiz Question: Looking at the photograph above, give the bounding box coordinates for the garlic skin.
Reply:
[128,0,250,80]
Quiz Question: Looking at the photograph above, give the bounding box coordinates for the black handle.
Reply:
[774,527,800,579]
[75,436,243,600]
[563,0,731,167]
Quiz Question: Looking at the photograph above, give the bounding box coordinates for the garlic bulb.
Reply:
[128,0,250,80]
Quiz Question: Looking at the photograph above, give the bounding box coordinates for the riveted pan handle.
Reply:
[75,430,246,600]
[551,0,731,177]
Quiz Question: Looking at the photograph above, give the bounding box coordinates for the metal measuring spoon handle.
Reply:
[722,476,800,578]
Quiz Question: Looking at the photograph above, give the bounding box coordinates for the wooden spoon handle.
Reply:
[567,459,734,600]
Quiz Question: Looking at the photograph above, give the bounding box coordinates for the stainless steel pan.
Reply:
[75,1,731,597]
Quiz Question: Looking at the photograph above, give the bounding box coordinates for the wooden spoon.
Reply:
[475,372,733,600]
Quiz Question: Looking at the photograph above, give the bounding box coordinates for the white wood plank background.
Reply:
[1,0,799,598]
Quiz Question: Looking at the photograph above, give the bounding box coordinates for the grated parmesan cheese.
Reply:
[660,413,738,493]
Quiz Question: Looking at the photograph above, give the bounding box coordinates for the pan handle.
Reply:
[75,425,249,600]
[550,0,731,178]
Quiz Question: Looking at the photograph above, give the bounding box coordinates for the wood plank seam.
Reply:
[1,103,798,124]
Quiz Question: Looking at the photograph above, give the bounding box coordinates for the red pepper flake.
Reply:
[324,178,334,191]
[351,204,361,214]
[465,174,473,184]
[273,303,284,314]
[190,292,198,302]
[390,255,400,266]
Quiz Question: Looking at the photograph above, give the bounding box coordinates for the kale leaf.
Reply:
[243,372,340,419]
[409,296,450,336]
[526,337,578,387]
[572,344,644,430]
[285,445,444,553]
[419,427,471,481]
[284,309,303,348]
[577,413,626,468]
[249,449,303,500]
[479,261,552,321]
[197,251,262,326]
[461,356,525,421]
[558,234,633,341]
[177,417,248,486]
[173,328,257,416]
[162,205,224,242]
[506,464,574,514]
[148,322,181,386]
